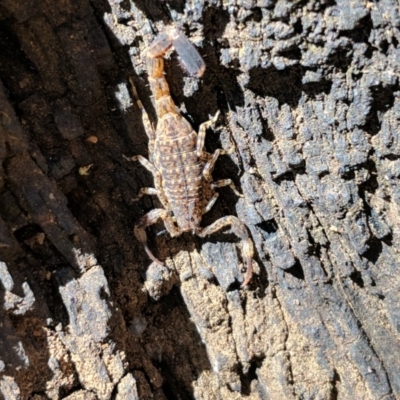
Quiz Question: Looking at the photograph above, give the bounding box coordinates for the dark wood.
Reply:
[0,0,399,399]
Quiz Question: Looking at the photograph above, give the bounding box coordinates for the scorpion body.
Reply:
[149,56,204,231]
[131,30,254,286]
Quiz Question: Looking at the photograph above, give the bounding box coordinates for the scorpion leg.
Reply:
[203,179,243,214]
[133,187,159,202]
[203,149,232,182]
[135,187,171,211]
[134,208,180,265]
[202,178,244,213]
[212,179,244,198]
[125,155,170,209]
[126,154,158,174]
[200,127,236,182]
[197,216,254,287]
[203,192,219,214]
[129,77,156,155]
[196,111,220,158]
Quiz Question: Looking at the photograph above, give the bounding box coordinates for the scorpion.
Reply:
[129,28,254,287]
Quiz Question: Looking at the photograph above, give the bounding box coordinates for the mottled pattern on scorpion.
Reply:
[130,28,255,286]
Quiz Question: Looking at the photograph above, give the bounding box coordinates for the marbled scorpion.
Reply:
[129,28,254,286]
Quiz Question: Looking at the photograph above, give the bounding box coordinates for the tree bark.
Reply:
[0,0,399,399]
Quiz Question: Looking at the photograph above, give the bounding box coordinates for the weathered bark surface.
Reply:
[0,0,399,399]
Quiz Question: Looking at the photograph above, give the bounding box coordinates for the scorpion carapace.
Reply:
[130,29,255,287]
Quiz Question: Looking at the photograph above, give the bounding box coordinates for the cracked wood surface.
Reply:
[0,0,400,399]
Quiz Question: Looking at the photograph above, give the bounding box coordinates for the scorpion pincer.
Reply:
[130,28,255,287]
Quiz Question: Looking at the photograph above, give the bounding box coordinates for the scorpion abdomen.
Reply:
[155,125,204,231]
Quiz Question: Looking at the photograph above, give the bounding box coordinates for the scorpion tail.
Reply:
[134,211,165,266]
[144,244,164,266]
[197,216,255,287]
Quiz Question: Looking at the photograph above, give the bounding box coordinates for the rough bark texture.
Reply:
[0,0,399,399]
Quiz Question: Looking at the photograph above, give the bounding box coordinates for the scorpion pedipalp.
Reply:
[146,27,205,77]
